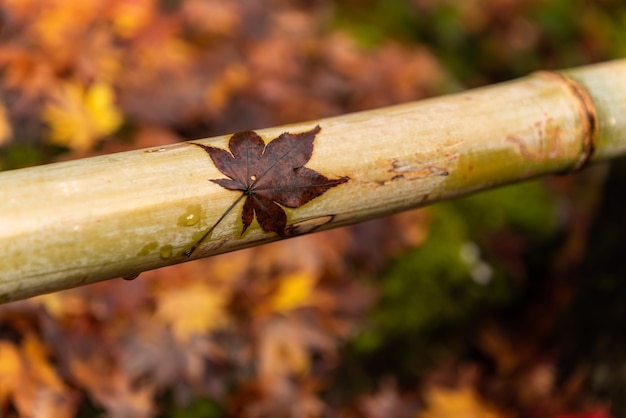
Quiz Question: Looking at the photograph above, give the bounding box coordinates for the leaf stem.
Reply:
[185,193,246,257]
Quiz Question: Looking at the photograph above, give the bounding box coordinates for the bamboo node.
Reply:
[537,70,598,172]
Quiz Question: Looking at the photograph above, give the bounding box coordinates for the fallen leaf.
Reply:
[186,125,348,255]
[258,316,335,385]
[30,0,102,50]
[359,379,417,418]
[181,0,241,36]
[0,103,12,145]
[555,409,613,418]
[419,386,503,418]
[109,0,155,38]
[0,336,76,418]
[70,356,155,418]
[0,342,21,409]
[268,270,317,313]
[204,63,250,115]
[0,48,44,101]
[154,281,229,342]
[13,334,76,417]
[43,81,122,151]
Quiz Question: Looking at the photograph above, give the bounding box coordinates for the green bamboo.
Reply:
[1,59,625,302]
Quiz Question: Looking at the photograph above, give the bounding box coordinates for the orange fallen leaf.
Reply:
[419,386,503,418]
[0,103,12,145]
[0,336,76,417]
[70,356,155,417]
[0,342,22,409]
[109,0,155,38]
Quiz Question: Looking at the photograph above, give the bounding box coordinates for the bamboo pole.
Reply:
[1,59,626,302]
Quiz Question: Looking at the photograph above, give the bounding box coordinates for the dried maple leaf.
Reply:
[186,125,348,256]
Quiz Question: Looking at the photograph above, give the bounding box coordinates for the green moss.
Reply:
[366,203,512,342]
[453,179,557,238]
[377,180,555,334]
[0,145,43,171]
[332,0,419,47]
[169,397,222,418]
[342,180,557,387]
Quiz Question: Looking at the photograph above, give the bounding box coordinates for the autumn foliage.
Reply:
[1,0,626,417]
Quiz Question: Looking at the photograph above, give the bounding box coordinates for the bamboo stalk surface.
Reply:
[1,59,625,302]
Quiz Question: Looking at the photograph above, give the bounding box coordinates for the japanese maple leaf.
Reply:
[185,125,348,256]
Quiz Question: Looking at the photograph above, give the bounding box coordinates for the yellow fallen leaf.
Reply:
[155,282,229,341]
[419,386,503,418]
[43,81,122,151]
[22,334,66,390]
[269,270,317,313]
[36,292,88,319]
[0,103,12,145]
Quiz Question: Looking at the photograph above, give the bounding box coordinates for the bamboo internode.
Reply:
[1,59,625,302]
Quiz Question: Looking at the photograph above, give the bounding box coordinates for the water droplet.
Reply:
[159,245,173,259]
[122,273,141,281]
[137,241,159,256]
[178,204,202,226]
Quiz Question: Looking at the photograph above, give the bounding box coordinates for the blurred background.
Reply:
[1,0,626,416]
